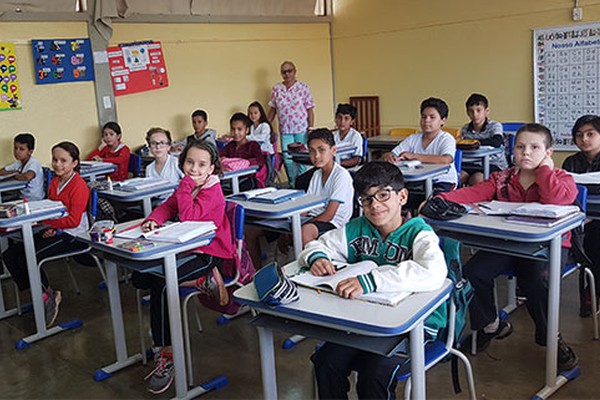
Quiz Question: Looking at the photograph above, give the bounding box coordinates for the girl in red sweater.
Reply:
[87,121,130,181]
[131,140,235,394]
[3,141,90,328]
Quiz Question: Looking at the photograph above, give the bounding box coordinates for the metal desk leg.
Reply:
[409,322,426,400]
[291,214,302,259]
[257,326,278,400]
[93,259,143,381]
[231,176,240,194]
[483,155,490,180]
[89,174,97,182]
[142,198,152,217]
[534,236,580,399]
[424,178,433,199]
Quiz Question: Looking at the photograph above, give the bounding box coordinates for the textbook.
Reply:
[290,260,412,306]
[249,189,305,204]
[113,177,171,192]
[229,187,277,200]
[115,221,216,243]
[504,215,568,228]
[509,203,580,219]
[80,161,113,169]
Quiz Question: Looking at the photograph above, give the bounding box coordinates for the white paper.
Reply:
[93,50,108,64]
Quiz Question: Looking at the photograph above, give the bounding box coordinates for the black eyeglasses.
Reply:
[358,188,394,207]
[148,141,170,148]
[281,69,294,74]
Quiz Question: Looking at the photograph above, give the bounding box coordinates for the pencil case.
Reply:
[254,262,299,307]
[456,139,480,151]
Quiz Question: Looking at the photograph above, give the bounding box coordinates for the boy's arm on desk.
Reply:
[298,228,348,268]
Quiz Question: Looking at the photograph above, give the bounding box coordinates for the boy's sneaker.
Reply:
[557,339,578,373]
[43,288,62,328]
[145,351,175,394]
[476,320,513,352]
[196,267,229,306]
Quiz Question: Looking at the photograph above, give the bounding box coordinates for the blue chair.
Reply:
[454,149,463,188]
[43,167,53,198]
[361,135,369,163]
[502,122,524,167]
[128,153,142,177]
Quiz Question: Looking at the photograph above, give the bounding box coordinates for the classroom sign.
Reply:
[107,41,169,96]
[534,22,600,151]
[0,42,22,111]
[31,38,95,84]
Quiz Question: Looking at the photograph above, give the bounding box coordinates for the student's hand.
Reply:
[399,152,418,161]
[539,155,554,170]
[98,141,107,151]
[141,220,158,232]
[310,258,336,276]
[381,152,399,163]
[42,228,56,238]
[336,277,364,299]
[91,155,103,162]
[191,175,208,188]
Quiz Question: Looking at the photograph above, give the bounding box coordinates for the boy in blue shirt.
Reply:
[0,133,45,201]
[459,93,507,186]
[299,161,447,399]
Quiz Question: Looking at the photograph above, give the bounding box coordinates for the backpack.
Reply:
[437,236,474,394]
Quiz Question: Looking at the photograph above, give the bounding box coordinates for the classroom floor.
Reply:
[1,252,600,399]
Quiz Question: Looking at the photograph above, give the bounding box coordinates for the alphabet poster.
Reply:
[107,41,169,96]
[534,23,600,151]
[0,42,21,111]
[31,38,95,84]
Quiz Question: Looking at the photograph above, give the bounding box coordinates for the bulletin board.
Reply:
[107,41,169,96]
[534,22,600,151]
[0,42,22,111]
[31,38,95,84]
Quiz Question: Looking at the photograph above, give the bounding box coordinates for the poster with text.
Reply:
[107,41,169,96]
[534,22,600,151]
[0,42,21,111]
[32,38,95,84]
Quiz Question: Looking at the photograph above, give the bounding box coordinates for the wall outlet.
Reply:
[572,7,583,21]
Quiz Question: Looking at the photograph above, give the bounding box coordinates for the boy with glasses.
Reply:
[298,161,447,399]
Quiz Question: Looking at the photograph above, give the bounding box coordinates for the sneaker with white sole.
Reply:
[195,267,229,306]
[43,288,62,328]
[476,319,513,352]
[145,352,175,394]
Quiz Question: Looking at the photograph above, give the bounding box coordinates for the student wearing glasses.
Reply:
[298,161,447,399]
[145,127,184,203]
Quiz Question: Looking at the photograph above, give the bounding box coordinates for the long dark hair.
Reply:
[52,141,81,172]
[179,140,222,175]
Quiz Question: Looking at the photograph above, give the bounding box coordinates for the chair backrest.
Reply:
[454,149,463,187]
[89,187,98,224]
[576,184,588,214]
[389,127,417,137]
[43,167,53,198]
[502,122,526,133]
[361,135,368,164]
[445,127,460,138]
[350,96,380,138]
[224,201,255,285]
[128,153,142,177]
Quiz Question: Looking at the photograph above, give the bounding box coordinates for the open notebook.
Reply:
[290,260,412,307]
[231,188,305,204]
[115,221,216,243]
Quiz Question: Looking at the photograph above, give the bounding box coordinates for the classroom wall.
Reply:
[331,0,600,164]
[0,21,333,164]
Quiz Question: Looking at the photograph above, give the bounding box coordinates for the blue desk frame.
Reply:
[0,179,27,202]
[221,166,259,194]
[79,162,117,182]
[397,163,450,198]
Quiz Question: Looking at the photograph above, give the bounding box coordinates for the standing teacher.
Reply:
[268,61,315,187]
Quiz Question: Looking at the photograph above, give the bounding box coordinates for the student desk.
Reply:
[97,183,178,216]
[221,166,259,194]
[79,162,117,182]
[229,194,328,258]
[0,204,82,349]
[461,147,504,179]
[397,163,450,198]
[234,262,453,400]
[74,221,224,399]
[367,135,403,160]
[0,179,27,202]
[423,212,585,399]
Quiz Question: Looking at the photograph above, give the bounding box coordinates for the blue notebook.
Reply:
[250,189,305,204]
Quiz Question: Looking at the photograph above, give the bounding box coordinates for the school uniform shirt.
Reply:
[268,81,315,135]
[87,143,131,181]
[438,165,577,246]
[333,128,364,160]
[248,122,274,155]
[146,154,184,203]
[186,129,217,147]
[146,175,235,261]
[43,172,90,236]
[306,163,354,228]
[562,151,600,194]
[298,216,447,339]
[460,119,508,170]
[390,131,457,185]
[4,156,44,200]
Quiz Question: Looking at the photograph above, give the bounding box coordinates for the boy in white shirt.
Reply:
[0,133,45,200]
[332,103,364,168]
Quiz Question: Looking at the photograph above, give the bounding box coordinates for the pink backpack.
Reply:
[221,157,251,171]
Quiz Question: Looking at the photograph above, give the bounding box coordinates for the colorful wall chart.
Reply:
[0,42,21,111]
[32,38,95,85]
[534,22,600,151]
[107,41,169,96]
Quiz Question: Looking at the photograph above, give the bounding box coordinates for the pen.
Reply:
[335,264,347,271]
[477,203,492,210]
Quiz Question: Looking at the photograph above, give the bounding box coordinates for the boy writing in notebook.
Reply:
[382,97,457,195]
[459,93,507,186]
[299,161,447,399]
[0,133,45,201]
[437,123,579,372]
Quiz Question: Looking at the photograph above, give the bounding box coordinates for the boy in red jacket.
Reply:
[438,123,579,373]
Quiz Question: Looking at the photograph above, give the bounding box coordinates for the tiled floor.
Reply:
[1,255,600,399]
